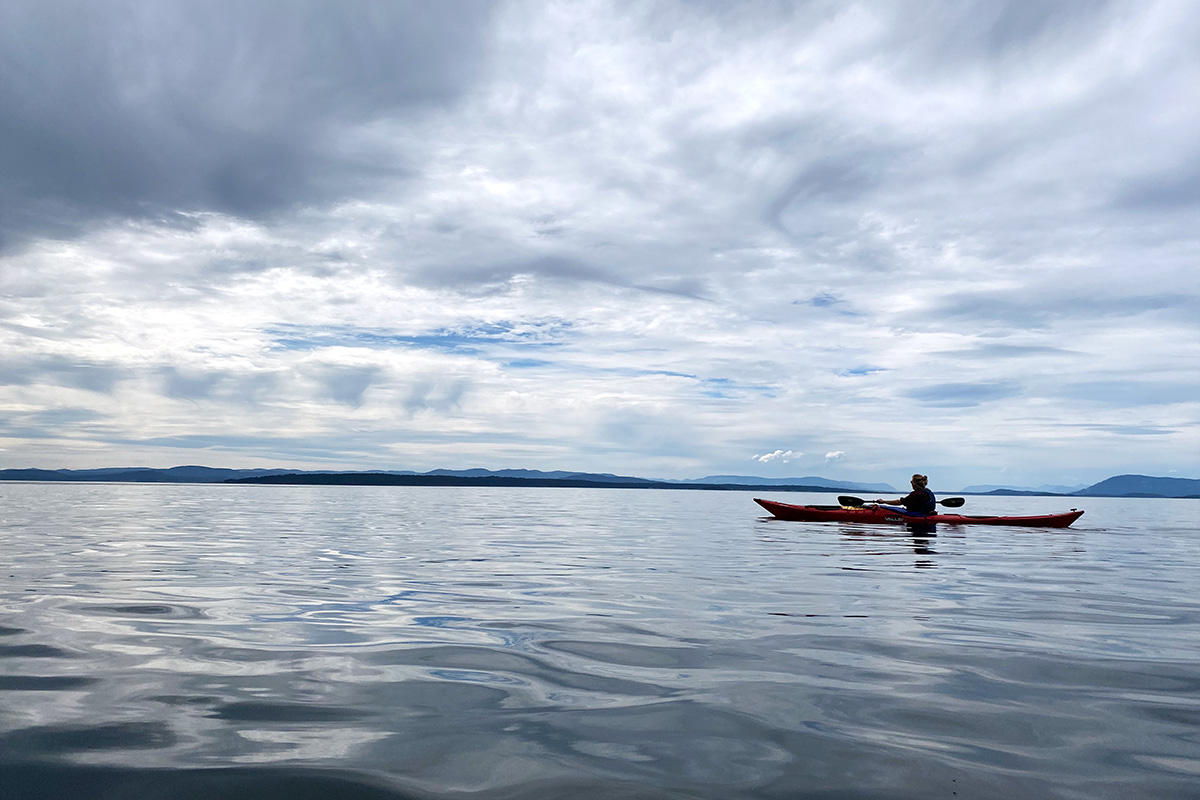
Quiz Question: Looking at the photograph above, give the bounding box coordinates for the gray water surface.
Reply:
[1,483,1198,799]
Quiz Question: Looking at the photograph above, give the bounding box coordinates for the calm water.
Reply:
[0,483,1198,799]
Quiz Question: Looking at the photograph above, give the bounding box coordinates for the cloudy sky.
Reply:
[1,0,1197,488]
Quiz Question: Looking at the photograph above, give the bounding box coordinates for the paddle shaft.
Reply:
[838,494,965,508]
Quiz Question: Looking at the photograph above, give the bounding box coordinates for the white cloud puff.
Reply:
[755,450,802,464]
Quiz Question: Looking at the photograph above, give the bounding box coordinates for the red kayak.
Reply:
[754,498,1084,528]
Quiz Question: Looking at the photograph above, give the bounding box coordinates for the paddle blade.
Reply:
[838,495,866,507]
[939,497,965,508]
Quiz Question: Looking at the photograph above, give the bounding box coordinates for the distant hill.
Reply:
[960,483,1087,494]
[0,466,295,483]
[0,465,878,490]
[1075,475,1200,498]
[424,468,660,484]
[681,475,897,492]
[227,473,679,489]
[963,475,1199,498]
[225,472,884,492]
[3,467,1193,497]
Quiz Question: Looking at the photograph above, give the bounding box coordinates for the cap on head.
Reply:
[911,473,928,488]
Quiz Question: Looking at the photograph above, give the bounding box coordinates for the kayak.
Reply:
[754,498,1084,528]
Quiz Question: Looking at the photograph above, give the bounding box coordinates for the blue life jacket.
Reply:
[903,488,936,515]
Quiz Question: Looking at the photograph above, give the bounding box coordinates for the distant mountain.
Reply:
[0,465,875,490]
[227,472,675,489]
[961,476,1198,498]
[226,472,884,492]
[680,475,897,492]
[0,466,295,483]
[0,465,676,486]
[105,466,301,482]
[1075,475,1200,498]
[4,467,1193,497]
[0,468,79,481]
[960,483,1087,494]
[424,468,659,484]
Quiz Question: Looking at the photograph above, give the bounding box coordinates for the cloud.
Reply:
[313,365,381,407]
[160,367,228,400]
[766,151,900,236]
[824,451,845,462]
[933,344,1078,358]
[906,382,1023,407]
[0,0,499,249]
[754,450,801,464]
[1081,424,1175,436]
[1113,158,1200,211]
[1051,380,1199,406]
[0,357,128,394]
[401,378,469,415]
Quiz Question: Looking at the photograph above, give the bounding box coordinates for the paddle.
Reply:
[838,495,965,509]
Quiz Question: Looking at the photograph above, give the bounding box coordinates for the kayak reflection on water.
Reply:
[837,525,939,565]
[905,521,937,538]
[907,524,937,563]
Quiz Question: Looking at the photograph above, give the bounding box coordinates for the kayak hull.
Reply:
[754,498,1084,528]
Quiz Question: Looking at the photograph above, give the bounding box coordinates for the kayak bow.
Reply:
[754,498,1084,528]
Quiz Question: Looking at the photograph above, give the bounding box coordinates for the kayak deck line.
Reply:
[754,499,1085,528]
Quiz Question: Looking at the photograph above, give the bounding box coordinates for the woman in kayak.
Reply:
[872,474,936,516]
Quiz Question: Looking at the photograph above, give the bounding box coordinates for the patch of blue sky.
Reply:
[602,372,776,398]
[837,366,883,377]
[796,293,861,315]
[504,358,554,368]
[1083,424,1175,436]
[701,377,776,399]
[488,361,776,399]
[808,292,841,307]
[265,321,573,353]
[640,369,698,379]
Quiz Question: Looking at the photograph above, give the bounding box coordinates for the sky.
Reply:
[1,0,1197,489]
